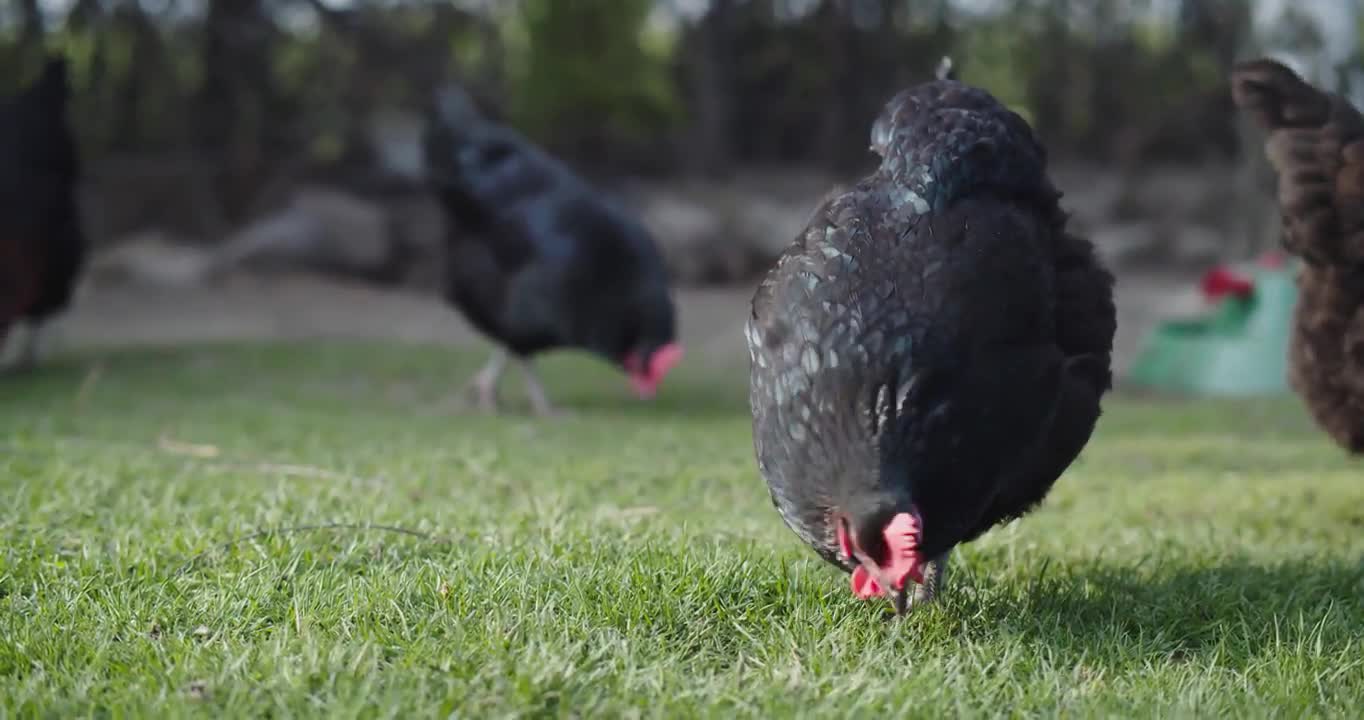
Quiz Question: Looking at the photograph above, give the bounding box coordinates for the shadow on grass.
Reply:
[956,557,1364,666]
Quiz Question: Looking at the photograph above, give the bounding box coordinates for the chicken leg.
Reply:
[887,550,950,616]
[460,350,563,417]
[517,358,563,417]
[16,322,43,370]
[1,322,42,373]
[461,348,508,413]
[911,550,950,607]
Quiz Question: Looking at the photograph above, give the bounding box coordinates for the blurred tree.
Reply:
[109,5,162,151]
[17,0,42,55]
[0,0,1311,243]
[679,0,736,178]
[196,0,283,227]
[714,0,951,171]
[509,0,680,173]
[1024,0,1074,151]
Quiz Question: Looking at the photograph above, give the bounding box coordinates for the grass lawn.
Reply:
[2,342,1363,717]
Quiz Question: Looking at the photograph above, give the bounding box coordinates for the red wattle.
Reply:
[851,566,884,599]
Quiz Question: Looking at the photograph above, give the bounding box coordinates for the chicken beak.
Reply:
[850,547,910,616]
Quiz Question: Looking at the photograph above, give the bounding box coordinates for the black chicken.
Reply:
[747,75,1116,615]
[422,87,681,415]
[0,57,85,370]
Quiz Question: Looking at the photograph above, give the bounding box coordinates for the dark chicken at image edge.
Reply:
[747,73,1116,616]
[0,56,86,371]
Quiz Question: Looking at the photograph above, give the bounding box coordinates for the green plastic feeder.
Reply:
[1126,260,1298,397]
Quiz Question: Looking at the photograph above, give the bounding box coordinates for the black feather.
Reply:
[422,84,676,366]
[0,56,85,351]
[749,78,1115,574]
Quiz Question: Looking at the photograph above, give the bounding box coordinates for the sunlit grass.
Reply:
[2,342,1362,717]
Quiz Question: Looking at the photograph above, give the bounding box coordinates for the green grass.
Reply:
[2,342,1363,718]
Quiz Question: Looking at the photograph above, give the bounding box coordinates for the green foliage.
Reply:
[0,0,1307,172]
[956,21,1036,124]
[2,343,1364,715]
[505,0,680,147]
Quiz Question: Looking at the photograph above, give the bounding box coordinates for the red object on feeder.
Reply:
[1200,267,1255,302]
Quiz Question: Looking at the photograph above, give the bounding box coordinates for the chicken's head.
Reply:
[836,505,925,615]
[615,281,682,399]
[622,342,683,399]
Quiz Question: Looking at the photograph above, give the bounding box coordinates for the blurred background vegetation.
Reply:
[2,0,1361,288]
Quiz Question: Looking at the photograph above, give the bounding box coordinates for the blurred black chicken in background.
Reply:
[0,2,1350,415]
[748,66,1116,615]
[0,56,85,372]
[422,86,682,416]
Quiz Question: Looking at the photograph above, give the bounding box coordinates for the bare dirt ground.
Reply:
[50,269,1193,378]
[51,158,1254,381]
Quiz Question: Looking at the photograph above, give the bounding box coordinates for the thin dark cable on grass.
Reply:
[173,522,452,577]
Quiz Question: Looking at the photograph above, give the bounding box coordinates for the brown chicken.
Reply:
[1231,59,1364,453]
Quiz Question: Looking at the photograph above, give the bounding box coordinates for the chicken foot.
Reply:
[458,349,564,417]
[890,550,951,616]
[1,322,43,373]
[460,348,508,413]
[516,357,563,418]
[912,550,950,607]
[16,322,45,370]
